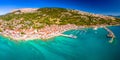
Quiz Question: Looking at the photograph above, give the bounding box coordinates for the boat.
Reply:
[69,34,77,38]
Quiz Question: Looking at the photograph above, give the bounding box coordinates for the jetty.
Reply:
[60,34,77,38]
[103,27,115,43]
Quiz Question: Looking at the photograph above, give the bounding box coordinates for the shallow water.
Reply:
[0,26,120,60]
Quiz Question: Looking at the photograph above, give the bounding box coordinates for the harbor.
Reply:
[103,27,115,43]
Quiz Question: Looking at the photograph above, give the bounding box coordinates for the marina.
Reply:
[103,27,115,43]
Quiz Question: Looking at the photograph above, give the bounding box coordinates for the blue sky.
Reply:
[0,0,120,15]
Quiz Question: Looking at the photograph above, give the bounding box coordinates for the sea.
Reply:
[0,26,120,60]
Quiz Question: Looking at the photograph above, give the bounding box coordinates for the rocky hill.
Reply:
[0,7,120,30]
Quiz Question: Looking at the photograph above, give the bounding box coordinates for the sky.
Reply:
[0,0,120,15]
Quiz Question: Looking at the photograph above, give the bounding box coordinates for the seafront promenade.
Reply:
[0,23,117,41]
[0,24,82,40]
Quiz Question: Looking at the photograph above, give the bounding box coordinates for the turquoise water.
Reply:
[0,26,120,60]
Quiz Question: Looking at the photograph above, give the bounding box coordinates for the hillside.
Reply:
[0,8,120,30]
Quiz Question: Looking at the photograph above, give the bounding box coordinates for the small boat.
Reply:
[93,27,98,30]
[60,34,77,39]
[69,34,77,38]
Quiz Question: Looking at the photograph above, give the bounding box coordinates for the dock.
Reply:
[103,27,115,43]
[60,34,77,38]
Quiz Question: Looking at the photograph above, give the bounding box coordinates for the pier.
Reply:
[60,34,77,38]
[103,27,115,43]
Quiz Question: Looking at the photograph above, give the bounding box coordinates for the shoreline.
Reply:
[0,24,119,41]
[0,24,83,41]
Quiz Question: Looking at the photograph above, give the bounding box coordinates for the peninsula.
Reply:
[0,8,120,41]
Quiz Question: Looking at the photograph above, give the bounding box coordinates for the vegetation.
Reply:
[0,7,120,30]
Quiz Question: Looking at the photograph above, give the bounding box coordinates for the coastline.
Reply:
[0,24,119,41]
[0,24,83,41]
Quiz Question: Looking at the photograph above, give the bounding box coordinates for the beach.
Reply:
[0,24,85,41]
[0,23,118,41]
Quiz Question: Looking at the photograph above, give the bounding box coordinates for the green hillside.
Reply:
[0,8,120,30]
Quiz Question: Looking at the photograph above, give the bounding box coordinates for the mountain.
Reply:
[114,16,120,18]
[108,15,120,18]
[0,8,120,30]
